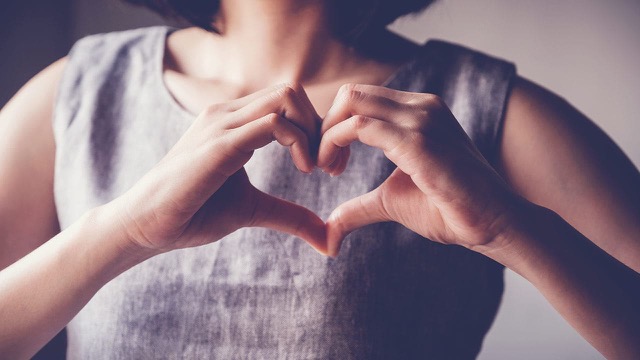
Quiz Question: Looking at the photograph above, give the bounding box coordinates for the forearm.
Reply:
[479,203,640,359]
[0,204,155,359]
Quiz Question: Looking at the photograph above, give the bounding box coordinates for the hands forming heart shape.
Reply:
[115,83,526,258]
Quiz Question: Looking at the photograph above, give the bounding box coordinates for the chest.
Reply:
[162,67,398,118]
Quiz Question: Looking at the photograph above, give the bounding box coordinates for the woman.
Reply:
[0,0,638,358]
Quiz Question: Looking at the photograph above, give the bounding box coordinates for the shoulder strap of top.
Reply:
[386,40,517,166]
[52,26,168,145]
[52,26,170,195]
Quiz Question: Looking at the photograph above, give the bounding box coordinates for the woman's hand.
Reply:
[112,83,327,255]
[318,84,525,256]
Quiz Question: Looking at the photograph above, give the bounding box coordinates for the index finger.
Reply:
[321,83,419,134]
[228,84,321,148]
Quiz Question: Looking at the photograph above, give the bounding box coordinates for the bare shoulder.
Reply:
[0,57,68,269]
[498,76,640,270]
[0,57,68,128]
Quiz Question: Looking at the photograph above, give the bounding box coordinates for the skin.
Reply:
[0,0,638,358]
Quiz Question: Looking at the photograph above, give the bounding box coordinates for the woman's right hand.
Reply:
[110,83,327,255]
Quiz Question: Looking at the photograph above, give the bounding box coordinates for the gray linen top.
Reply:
[52,26,516,359]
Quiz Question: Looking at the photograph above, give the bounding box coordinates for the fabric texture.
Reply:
[52,26,516,359]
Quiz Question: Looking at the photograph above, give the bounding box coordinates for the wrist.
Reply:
[471,199,559,269]
[87,202,161,274]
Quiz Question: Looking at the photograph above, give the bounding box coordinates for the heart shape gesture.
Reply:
[114,83,520,258]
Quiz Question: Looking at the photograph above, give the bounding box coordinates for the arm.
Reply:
[319,83,640,359]
[0,58,148,359]
[0,78,324,358]
[0,57,73,359]
[0,204,153,359]
[0,58,66,270]
[498,77,640,271]
[480,200,640,360]
[486,76,640,357]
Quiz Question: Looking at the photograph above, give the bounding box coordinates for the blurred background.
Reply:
[2,0,639,359]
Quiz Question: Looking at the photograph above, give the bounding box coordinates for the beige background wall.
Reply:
[3,1,639,359]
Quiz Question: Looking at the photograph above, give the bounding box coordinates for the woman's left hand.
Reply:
[318,84,527,256]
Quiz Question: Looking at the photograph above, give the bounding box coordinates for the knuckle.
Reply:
[282,86,296,99]
[421,93,446,110]
[407,106,430,129]
[217,137,253,170]
[201,102,227,117]
[264,113,283,127]
[210,127,228,139]
[411,94,447,130]
[339,83,358,94]
[341,87,366,104]
[285,81,303,92]
[276,83,297,99]
[388,130,421,159]
[415,106,430,119]
[408,131,429,150]
[352,115,373,131]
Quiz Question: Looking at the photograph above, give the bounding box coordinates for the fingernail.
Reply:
[323,155,339,174]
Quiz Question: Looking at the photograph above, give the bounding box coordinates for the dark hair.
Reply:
[123,0,436,45]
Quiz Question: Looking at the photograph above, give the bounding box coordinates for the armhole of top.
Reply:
[51,36,92,147]
[491,65,518,167]
[420,40,517,166]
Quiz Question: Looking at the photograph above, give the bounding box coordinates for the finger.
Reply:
[325,187,390,257]
[199,84,292,120]
[227,83,319,147]
[224,83,295,111]
[321,84,416,134]
[289,82,321,120]
[290,84,323,159]
[325,145,350,177]
[250,189,329,255]
[229,113,314,173]
[335,145,351,176]
[282,83,323,157]
[339,84,424,104]
[318,115,408,169]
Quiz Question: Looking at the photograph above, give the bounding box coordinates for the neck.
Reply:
[197,0,362,88]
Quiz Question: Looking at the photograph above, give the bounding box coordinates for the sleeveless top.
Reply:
[52,26,516,359]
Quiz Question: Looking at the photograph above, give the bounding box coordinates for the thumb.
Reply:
[326,187,390,257]
[250,189,328,255]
